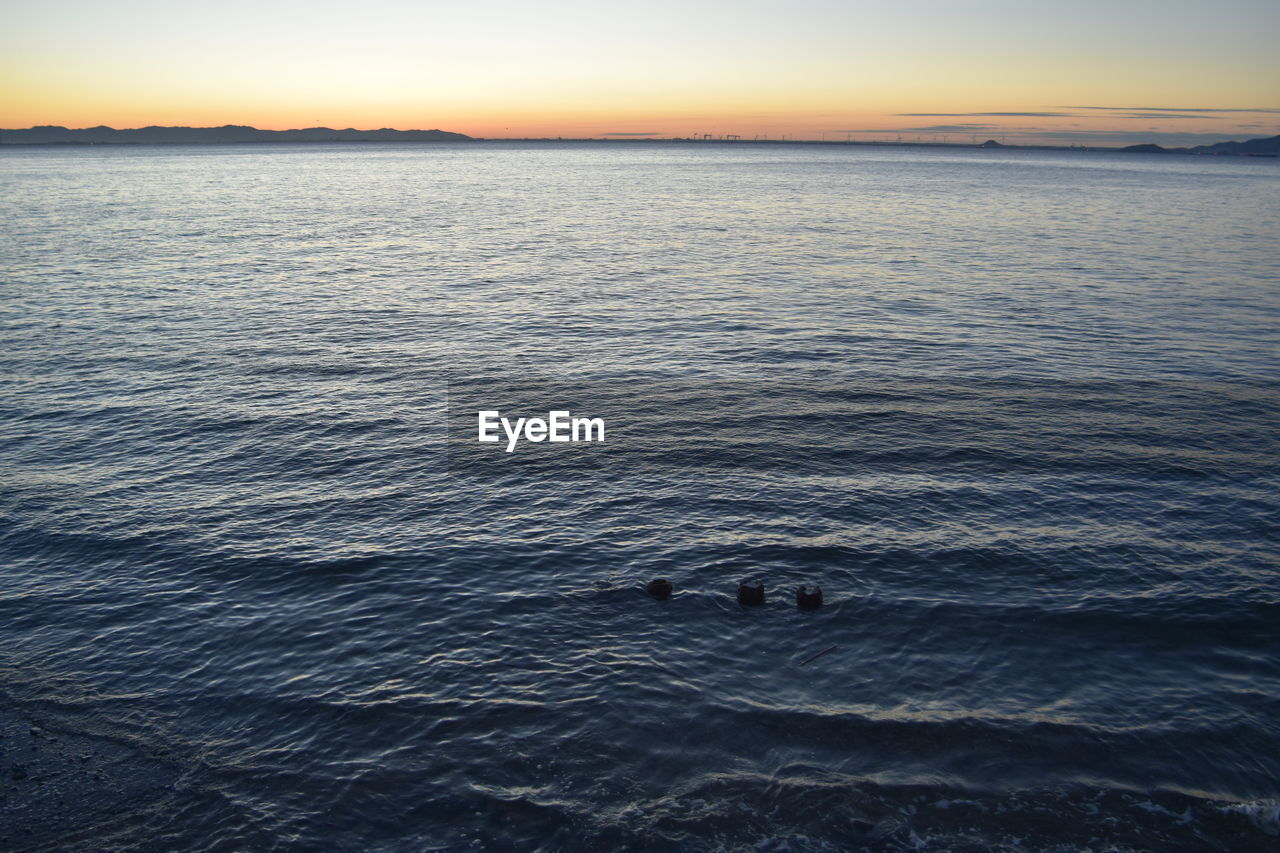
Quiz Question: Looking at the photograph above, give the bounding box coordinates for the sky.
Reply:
[2,0,1278,145]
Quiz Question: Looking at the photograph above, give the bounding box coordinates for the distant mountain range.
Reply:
[0,125,472,144]
[1120,134,1280,156]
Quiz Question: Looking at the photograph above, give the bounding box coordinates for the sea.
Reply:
[1,141,1277,851]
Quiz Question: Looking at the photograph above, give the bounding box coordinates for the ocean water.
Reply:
[1,141,1278,851]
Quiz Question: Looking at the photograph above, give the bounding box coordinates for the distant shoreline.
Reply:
[0,125,471,146]
[2,125,1277,156]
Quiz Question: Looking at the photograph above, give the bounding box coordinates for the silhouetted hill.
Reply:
[1187,134,1280,155]
[1120,134,1279,155]
[0,125,472,145]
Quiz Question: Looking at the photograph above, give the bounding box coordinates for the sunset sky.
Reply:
[3,0,1277,145]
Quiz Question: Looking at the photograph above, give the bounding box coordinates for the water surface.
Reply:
[2,142,1278,850]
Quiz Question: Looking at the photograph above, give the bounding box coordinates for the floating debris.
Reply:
[646,578,673,600]
[798,645,837,666]
[796,584,823,609]
[737,578,765,605]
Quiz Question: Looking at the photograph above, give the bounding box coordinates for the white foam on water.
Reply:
[1220,799,1280,836]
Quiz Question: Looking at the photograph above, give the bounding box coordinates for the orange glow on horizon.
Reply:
[3,103,1274,148]
[2,1,1276,146]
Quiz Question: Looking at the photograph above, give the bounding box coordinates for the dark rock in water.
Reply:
[737,578,765,605]
[979,139,1003,148]
[796,584,823,609]
[646,578,673,599]
[1120,143,1169,154]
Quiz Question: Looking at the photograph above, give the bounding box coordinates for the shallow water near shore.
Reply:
[2,141,1278,851]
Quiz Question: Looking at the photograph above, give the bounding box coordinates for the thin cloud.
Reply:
[833,128,1272,147]
[1021,129,1268,145]
[1118,113,1223,120]
[841,124,998,133]
[1064,106,1280,114]
[896,112,1074,117]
